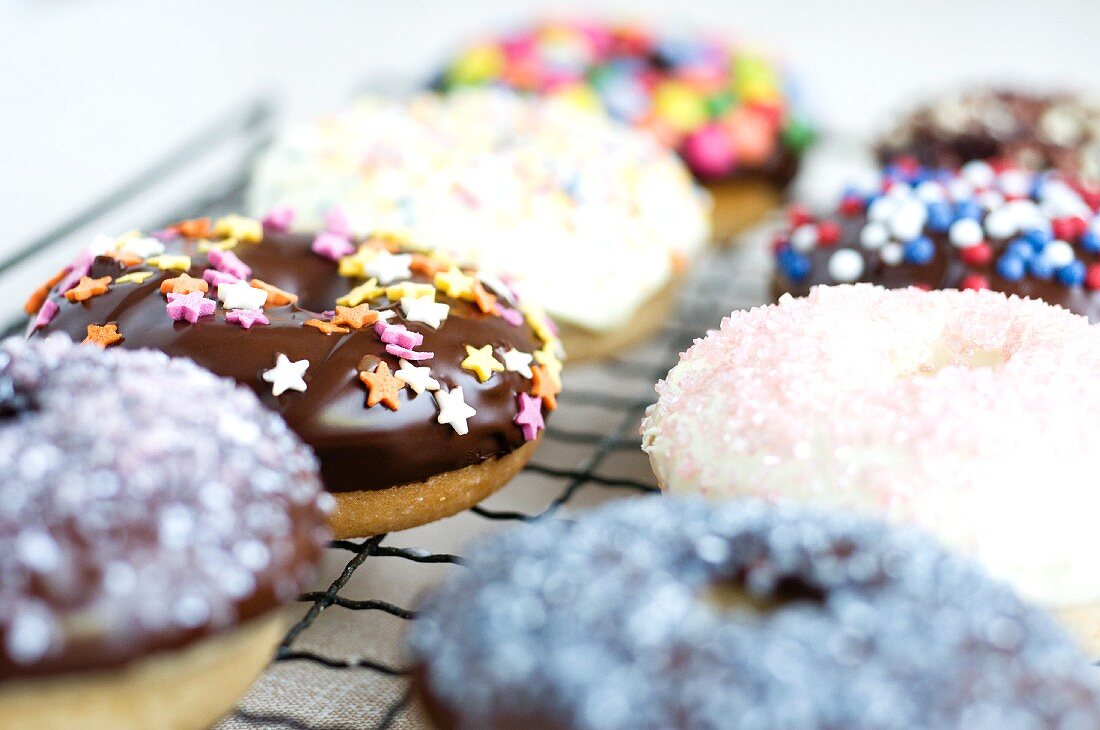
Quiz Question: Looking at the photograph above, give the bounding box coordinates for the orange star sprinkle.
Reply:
[83,322,122,348]
[530,364,560,411]
[159,272,209,296]
[64,276,111,303]
[358,361,404,410]
[24,267,68,315]
[330,304,379,330]
[105,250,143,267]
[304,319,350,335]
[470,281,497,314]
[173,217,212,239]
[410,253,446,277]
[250,278,299,307]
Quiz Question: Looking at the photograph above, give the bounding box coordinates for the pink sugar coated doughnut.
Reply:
[641,284,1100,612]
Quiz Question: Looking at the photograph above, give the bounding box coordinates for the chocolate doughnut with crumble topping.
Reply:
[0,335,329,730]
[25,213,561,537]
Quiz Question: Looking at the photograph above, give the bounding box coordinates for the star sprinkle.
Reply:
[375,321,424,349]
[434,266,475,299]
[250,279,298,306]
[203,269,239,289]
[434,386,476,435]
[24,267,68,315]
[214,214,263,243]
[159,272,209,296]
[358,361,404,410]
[401,296,449,328]
[496,306,524,326]
[513,393,545,441]
[534,346,564,387]
[197,238,237,253]
[478,271,517,306]
[470,281,497,313]
[115,270,154,285]
[262,206,295,232]
[410,253,448,277]
[385,282,435,301]
[331,304,379,330]
[104,250,143,267]
[501,348,534,378]
[64,275,111,302]
[218,281,268,310]
[461,344,504,382]
[337,279,384,307]
[395,359,439,394]
[530,364,560,410]
[324,207,352,237]
[83,323,122,348]
[312,232,355,261]
[225,308,269,329]
[364,251,413,284]
[57,249,94,294]
[338,247,379,278]
[117,236,165,259]
[304,319,350,335]
[262,354,309,396]
[208,248,252,279]
[173,217,211,238]
[32,299,59,329]
[166,291,215,323]
[145,255,192,271]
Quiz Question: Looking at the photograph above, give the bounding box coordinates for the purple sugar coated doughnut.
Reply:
[410,497,1100,729]
[0,334,331,680]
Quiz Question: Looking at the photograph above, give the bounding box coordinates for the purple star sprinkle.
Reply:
[33,299,59,330]
[386,344,433,361]
[312,232,354,261]
[262,205,295,232]
[513,393,545,441]
[166,291,215,323]
[57,250,95,294]
[324,206,352,237]
[208,248,252,279]
[151,227,180,242]
[374,321,424,349]
[203,268,240,289]
[226,308,269,329]
[496,305,523,327]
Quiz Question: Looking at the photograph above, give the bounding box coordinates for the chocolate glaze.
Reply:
[30,231,549,493]
[773,212,1100,322]
[878,89,1100,180]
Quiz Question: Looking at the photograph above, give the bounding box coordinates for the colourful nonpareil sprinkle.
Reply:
[83,323,122,348]
[226,308,270,329]
[165,291,215,323]
[358,361,404,411]
[461,344,504,383]
[262,353,309,396]
[513,392,545,441]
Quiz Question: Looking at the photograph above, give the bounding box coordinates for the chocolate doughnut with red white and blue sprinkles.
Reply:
[24,213,562,538]
[410,497,1100,729]
[878,88,1100,181]
[0,334,329,730]
[772,159,1100,320]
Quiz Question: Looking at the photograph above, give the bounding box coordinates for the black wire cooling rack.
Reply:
[2,96,774,730]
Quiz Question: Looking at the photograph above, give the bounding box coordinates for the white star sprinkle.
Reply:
[120,236,166,259]
[363,251,412,284]
[218,281,268,310]
[395,359,439,395]
[478,271,517,306]
[501,348,534,378]
[401,296,449,328]
[434,386,476,435]
[261,354,309,396]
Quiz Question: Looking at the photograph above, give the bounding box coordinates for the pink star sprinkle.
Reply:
[386,344,433,361]
[324,207,351,237]
[513,393,545,441]
[374,320,424,349]
[262,206,295,232]
[496,305,523,327]
[226,308,269,329]
[312,232,354,261]
[203,268,240,289]
[208,248,252,279]
[57,250,95,294]
[33,299,59,329]
[166,291,215,323]
[151,227,180,241]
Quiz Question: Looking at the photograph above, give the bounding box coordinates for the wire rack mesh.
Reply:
[1,97,774,730]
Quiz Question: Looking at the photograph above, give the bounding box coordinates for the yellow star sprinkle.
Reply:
[214,214,263,243]
[115,270,154,285]
[522,304,556,345]
[461,344,504,383]
[434,266,475,300]
[198,238,239,253]
[338,247,380,278]
[336,278,384,307]
[534,345,564,389]
[144,254,191,271]
[385,282,435,301]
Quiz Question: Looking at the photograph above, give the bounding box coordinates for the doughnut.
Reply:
[772,160,1100,320]
[878,88,1100,180]
[24,217,560,537]
[433,19,815,239]
[410,496,1100,728]
[0,335,329,730]
[641,284,1100,649]
[247,89,711,359]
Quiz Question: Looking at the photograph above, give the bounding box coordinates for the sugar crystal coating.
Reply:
[0,335,330,679]
[411,497,1100,729]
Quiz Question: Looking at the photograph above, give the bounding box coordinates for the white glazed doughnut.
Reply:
[247,89,711,336]
[642,284,1100,614]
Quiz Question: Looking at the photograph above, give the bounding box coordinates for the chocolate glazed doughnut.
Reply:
[26,214,562,537]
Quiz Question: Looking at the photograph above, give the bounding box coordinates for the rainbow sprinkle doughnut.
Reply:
[642,284,1100,646]
[434,19,814,184]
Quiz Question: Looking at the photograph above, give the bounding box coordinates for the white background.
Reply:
[3,0,1100,249]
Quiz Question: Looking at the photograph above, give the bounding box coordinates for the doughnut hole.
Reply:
[905,339,1009,378]
[701,572,826,616]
